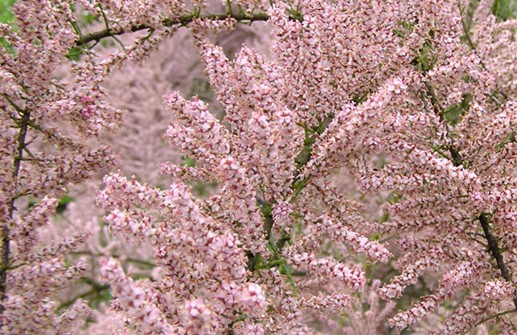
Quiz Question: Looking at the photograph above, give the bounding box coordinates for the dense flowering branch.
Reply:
[0,0,125,331]
[94,0,517,333]
[0,107,30,308]
[1,0,517,334]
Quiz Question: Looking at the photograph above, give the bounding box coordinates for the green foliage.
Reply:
[27,198,36,210]
[290,177,309,203]
[497,131,516,150]
[294,117,332,170]
[378,212,390,224]
[66,9,101,61]
[387,192,404,205]
[58,277,111,311]
[0,37,14,54]
[0,0,101,59]
[98,221,109,248]
[460,0,479,43]
[393,19,415,39]
[441,93,472,126]
[95,288,112,307]
[262,242,299,295]
[352,92,370,104]
[191,181,217,197]
[0,0,15,24]
[0,0,16,54]
[411,35,436,73]
[82,12,100,25]
[286,4,303,22]
[492,0,517,21]
[182,156,196,167]
[65,46,85,61]
[56,195,75,214]
[190,78,215,103]
[257,197,274,237]
[180,156,218,197]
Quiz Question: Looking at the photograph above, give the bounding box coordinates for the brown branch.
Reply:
[424,84,465,167]
[1,109,31,312]
[76,12,271,46]
[70,251,156,268]
[425,77,516,311]
[479,213,517,309]
[457,1,489,73]
[470,308,517,332]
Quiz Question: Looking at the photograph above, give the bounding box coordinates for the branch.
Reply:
[457,2,508,102]
[290,116,333,203]
[425,78,516,310]
[457,1,489,73]
[76,12,271,46]
[57,277,110,311]
[70,251,155,268]
[470,308,517,331]
[479,213,517,309]
[424,84,464,166]
[0,108,31,312]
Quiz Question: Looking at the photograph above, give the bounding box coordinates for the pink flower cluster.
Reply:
[96,0,517,332]
[1,0,517,334]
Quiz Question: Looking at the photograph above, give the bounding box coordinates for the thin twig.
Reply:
[1,108,31,312]
[479,213,517,309]
[470,308,517,331]
[76,12,274,46]
[70,251,156,268]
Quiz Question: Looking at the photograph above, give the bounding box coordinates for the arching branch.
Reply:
[76,12,271,46]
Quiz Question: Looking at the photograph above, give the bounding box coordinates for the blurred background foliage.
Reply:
[0,0,15,24]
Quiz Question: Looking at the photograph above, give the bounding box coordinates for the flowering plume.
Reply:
[0,1,125,333]
[94,0,517,333]
[96,6,397,333]
[1,0,517,334]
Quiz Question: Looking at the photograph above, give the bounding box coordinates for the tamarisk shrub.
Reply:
[96,0,517,334]
[55,18,275,323]
[94,2,410,333]
[95,24,391,333]
[0,1,127,333]
[1,0,517,334]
